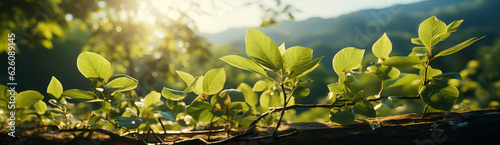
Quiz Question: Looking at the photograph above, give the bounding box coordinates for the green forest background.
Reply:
[1,0,499,122]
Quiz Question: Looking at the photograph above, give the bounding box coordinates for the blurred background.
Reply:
[1,0,499,122]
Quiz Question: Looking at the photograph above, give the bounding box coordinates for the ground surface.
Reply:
[2,109,500,145]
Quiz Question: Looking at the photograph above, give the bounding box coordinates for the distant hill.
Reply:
[201,0,500,72]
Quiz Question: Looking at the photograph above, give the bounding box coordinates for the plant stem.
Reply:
[157,118,167,134]
[421,105,429,120]
[273,82,288,137]
[208,115,215,141]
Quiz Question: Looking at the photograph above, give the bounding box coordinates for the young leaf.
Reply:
[434,36,485,58]
[77,52,111,80]
[292,86,310,99]
[328,83,344,94]
[333,47,365,75]
[62,89,97,101]
[47,76,63,99]
[372,33,392,60]
[412,47,429,55]
[220,55,268,77]
[447,20,463,33]
[418,16,447,50]
[368,64,400,81]
[237,83,258,106]
[115,117,147,129]
[283,46,313,72]
[288,56,324,79]
[195,76,205,95]
[144,91,161,107]
[16,90,44,108]
[186,100,224,123]
[245,28,283,71]
[203,68,226,95]
[432,72,462,81]
[176,71,194,86]
[419,85,459,111]
[252,80,268,92]
[382,56,421,67]
[329,107,355,125]
[419,67,442,78]
[161,87,185,101]
[353,100,376,117]
[106,75,138,94]
[35,100,47,115]
[259,90,283,108]
[278,43,286,56]
[384,74,421,88]
[411,38,424,45]
[184,77,200,94]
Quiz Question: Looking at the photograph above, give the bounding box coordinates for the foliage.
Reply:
[0,16,484,142]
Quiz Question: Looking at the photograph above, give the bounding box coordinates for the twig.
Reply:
[158,118,167,134]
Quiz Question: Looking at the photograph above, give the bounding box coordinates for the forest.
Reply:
[1,0,499,144]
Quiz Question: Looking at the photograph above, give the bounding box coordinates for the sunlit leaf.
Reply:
[382,56,421,67]
[47,76,63,99]
[384,74,421,88]
[434,36,485,58]
[35,100,47,115]
[77,52,111,80]
[353,100,376,117]
[288,56,323,78]
[252,80,267,92]
[245,28,283,71]
[368,64,400,81]
[283,46,313,72]
[16,90,44,108]
[292,86,310,99]
[203,68,226,95]
[62,89,97,101]
[328,83,344,94]
[186,100,224,123]
[372,33,392,60]
[333,47,365,75]
[106,75,138,94]
[161,87,185,101]
[237,83,258,106]
[432,72,462,81]
[259,90,283,109]
[220,55,268,77]
[418,16,447,50]
[176,70,194,86]
[144,91,161,107]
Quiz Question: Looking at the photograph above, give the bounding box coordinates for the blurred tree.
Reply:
[1,0,295,95]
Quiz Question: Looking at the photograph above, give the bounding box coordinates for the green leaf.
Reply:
[419,67,442,78]
[195,76,205,95]
[87,100,111,112]
[106,75,138,94]
[283,46,313,72]
[245,29,283,71]
[411,38,424,45]
[418,16,447,50]
[368,64,400,81]
[432,72,462,81]
[184,77,200,94]
[176,71,194,86]
[77,52,111,80]
[353,100,376,117]
[278,43,286,56]
[447,20,463,33]
[220,55,268,77]
[165,99,175,109]
[237,83,258,106]
[329,107,354,125]
[35,100,47,115]
[384,74,421,88]
[288,56,324,78]
[419,85,459,111]
[220,89,245,102]
[47,76,63,99]
[382,56,421,67]
[203,68,226,95]
[144,91,161,107]
[292,86,310,99]
[16,90,44,108]
[259,90,283,108]
[380,97,403,109]
[62,89,97,101]
[328,83,344,94]
[155,111,176,122]
[115,116,147,129]
[161,87,185,101]
[186,100,224,123]
[434,36,485,58]
[333,47,365,75]
[372,33,392,60]
[252,80,268,92]
[412,47,429,55]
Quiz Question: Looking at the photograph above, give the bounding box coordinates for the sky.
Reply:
[192,0,424,34]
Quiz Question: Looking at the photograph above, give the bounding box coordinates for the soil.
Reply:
[2,109,500,145]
